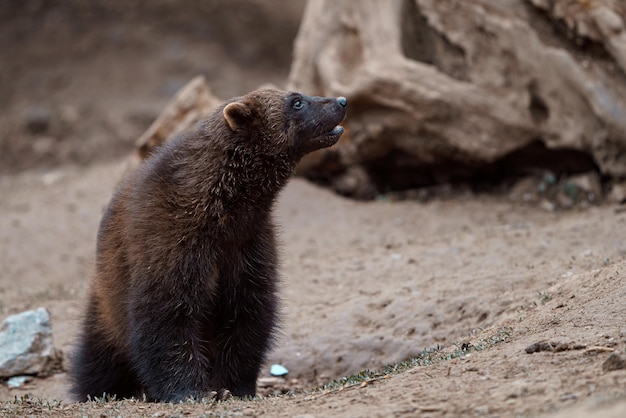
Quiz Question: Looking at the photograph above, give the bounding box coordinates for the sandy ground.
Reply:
[1,160,626,417]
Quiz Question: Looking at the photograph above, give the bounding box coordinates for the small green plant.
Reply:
[538,291,552,304]
[4,395,65,416]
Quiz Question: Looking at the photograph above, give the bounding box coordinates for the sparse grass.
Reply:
[312,327,512,394]
[538,291,552,304]
[2,394,66,416]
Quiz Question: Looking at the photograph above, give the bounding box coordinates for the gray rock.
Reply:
[6,375,32,388]
[602,352,626,372]
[0,307,63,378]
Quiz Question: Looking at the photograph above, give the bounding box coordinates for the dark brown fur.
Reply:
[69,89,346,402]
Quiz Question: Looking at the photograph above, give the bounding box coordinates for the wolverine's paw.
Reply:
[208,389,232,401]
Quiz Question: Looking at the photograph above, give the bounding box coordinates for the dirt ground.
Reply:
[1,2,626,417]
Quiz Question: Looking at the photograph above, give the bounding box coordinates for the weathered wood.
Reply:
[288,0,626,197]
[129,76,222,169]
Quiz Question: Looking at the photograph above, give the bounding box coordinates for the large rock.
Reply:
[0,307,63,378]
[287,0,626,197]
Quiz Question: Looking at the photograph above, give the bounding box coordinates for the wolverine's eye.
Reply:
[292,98,304,110]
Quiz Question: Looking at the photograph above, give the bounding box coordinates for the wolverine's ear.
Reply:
[223,101,251,131]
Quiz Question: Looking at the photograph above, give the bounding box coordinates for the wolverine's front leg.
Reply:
[70,297,141,401]
[128,278,213,402]
[211,265,279,398]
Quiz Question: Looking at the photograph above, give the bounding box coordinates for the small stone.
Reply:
[6,375,32,388]
[552,342,571,353]
[0,308,63,378]
[525,341,554,354]
[270,364,289,376]
[602,352,626,372]
[242,408,256,417]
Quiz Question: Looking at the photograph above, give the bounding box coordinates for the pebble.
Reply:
[6,375,32,388]
[602,352,626,372]
[270,364,289,376]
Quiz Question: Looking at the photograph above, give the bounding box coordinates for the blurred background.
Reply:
[0,0,305,174]
[3,0,626,207]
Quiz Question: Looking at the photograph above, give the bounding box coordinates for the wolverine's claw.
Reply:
[209,389,231,401]
[217,389,232,401]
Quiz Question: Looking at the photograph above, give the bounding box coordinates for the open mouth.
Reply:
[314,125,345,147]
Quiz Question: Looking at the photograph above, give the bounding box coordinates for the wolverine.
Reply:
[70,89,347,402]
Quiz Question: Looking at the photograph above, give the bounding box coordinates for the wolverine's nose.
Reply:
[337,96,347,108]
